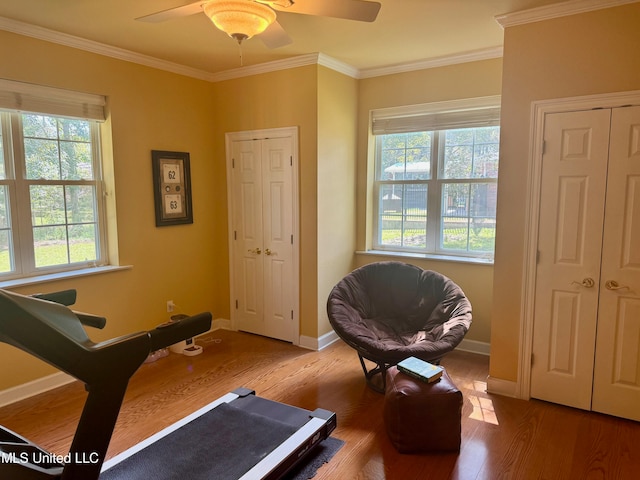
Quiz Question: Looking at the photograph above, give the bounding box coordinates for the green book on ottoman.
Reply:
[397,356,444,383]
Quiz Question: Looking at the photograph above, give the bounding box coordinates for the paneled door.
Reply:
[591,106,640,420]
[531,108,611,410]
[228,129,297,343]
[531,106,640,421]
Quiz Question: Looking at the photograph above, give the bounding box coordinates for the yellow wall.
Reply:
[210,66,320,338]
[490,3,640,382]
[0,39,329,388]
[2,2,635,396]
[355,58,504,345]
[0,31,223,389]
[211,65,359,339]
[316,66,358,337]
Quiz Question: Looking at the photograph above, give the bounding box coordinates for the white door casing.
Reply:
[526,100,640,421]
[519,92,640,403]
[226,127,299,344]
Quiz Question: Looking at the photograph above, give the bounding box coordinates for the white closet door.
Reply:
[592,106,640,421]
[530,109,611,409]
[230,136,295,342]
[232,139,265,335]
[261,137,294,342]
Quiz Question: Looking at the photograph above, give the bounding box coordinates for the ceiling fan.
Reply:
[136,0,381,49]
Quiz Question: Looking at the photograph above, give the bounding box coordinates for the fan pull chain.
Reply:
[231,33,248,67]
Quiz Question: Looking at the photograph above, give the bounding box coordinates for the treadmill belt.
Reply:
[100,401,299,480]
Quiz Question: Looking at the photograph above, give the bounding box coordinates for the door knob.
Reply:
[570,278,595,288]
[605,280,629,291]
[247,248,262,255]
[265,248,275,256]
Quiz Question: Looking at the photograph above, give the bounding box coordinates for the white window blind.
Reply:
[0,78,106,121]
[371,96,500,135]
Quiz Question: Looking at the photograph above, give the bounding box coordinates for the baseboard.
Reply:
[205,319,341,351]
[0,318,232,408]
[298,330,340,351]
[201,317,342,351]
[486,375,519,398]
[457,338,491,356]
[209,317,232,332]
[0,371,75,408]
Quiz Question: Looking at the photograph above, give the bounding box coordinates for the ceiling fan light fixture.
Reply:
[203,0,276,42]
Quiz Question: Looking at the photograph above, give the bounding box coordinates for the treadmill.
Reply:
[0,289,336,480]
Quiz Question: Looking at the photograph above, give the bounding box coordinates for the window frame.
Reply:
[370,97,500,261]
[0,110,108,280]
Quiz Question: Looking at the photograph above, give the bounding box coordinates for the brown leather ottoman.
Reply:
[384,366,462,453]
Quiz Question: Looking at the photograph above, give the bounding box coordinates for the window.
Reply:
[371,98,500,260]
[0,79,107,280]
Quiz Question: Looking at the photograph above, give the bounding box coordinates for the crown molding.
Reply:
[317,53,360,79]
[495,0,639,28]
[0,16,215,82]
[357,46,504,79]
[208,53,320,82]
[1,14,501,84]
[208,53,361,82]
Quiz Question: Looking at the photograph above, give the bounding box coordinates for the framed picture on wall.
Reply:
[151,150,193,227]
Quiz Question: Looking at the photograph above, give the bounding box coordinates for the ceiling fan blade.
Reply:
[260,21,293,49]
[268,0,381,22]
[136,1,205,23]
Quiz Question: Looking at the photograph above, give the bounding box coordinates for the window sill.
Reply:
[0,265,133,290]
[356,250,494,266]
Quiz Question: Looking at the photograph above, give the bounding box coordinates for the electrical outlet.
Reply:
[167,300,175,313]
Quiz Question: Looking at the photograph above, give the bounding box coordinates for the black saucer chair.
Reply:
[327,261,472,392]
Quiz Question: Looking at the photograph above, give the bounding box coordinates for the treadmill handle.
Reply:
[32,289,77,306]
[31,290,107,329]
[149,312,212,351]
[74,311,107,330]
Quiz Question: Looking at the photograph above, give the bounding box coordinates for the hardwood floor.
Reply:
[1,329,639,479]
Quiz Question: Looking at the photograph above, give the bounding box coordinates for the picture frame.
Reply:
[151,150,193,227]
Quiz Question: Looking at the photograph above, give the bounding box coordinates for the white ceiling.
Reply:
[0,0,569,76]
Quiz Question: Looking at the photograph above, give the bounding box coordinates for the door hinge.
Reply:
[290,155,293,166]
[291,234,293,245]
[235,300,238,309]
[232,158,235,168]
[536,250,541,264]
[291,310,294,320]
[234,230,237,240]
[531,352,535,366]
[541,140,547,155]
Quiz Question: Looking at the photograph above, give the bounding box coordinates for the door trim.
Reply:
[518,90,640,399]
[225,126,300,345]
